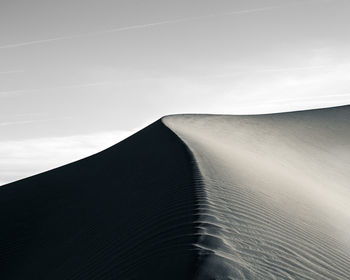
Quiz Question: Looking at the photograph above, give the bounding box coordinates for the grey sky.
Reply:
[1,0,350,184]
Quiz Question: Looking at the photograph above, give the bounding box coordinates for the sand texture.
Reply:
[1,105,350,279]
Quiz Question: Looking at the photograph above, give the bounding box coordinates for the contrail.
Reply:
[0,6,277,49]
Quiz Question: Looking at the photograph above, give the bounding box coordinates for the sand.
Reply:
[1,105,350,279]
[0,121,199,279]
[164,105,350,279]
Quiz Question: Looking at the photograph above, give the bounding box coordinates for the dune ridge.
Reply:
[0,120,202,279]
[1,105,350,279]
[163,105,350,279]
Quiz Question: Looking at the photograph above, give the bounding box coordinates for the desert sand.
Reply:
[1,105,350,279]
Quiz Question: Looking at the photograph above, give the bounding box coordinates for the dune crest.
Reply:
[163,105,350,279]
[0,121,200,279]
[1,106,350,279]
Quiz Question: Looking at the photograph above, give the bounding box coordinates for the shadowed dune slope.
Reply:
[163,105,350,279]
[0,120,200,279]
[2,106,350,279]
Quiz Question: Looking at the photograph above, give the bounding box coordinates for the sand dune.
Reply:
[0,121,199,279]
[1,105,350,279]
[164,105,350,279]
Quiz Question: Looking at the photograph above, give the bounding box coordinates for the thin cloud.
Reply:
[198,61,350,80]
[0,120,47,127]
[0,70,24,74]
[209,64,345,79]
[0,130,132,186]
[0,81,111,96]
[0,6,278,49]
[269,93,350,103]
[0,118,71,127]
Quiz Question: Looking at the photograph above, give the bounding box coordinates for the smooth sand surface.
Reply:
[164,105,350,279]
[0,121,199,279]
[1,105,350,279]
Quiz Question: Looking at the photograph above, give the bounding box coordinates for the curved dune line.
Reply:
[0,120,201,279]
[1,106,349,279]
[163,105,350,279]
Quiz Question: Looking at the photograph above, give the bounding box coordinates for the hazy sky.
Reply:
[1,0,350,185]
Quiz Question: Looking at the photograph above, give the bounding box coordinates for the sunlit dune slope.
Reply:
[163,105,350,279]
[1,105,350,279]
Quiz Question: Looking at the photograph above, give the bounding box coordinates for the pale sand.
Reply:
[1,105,349,279]
[164,105,350,279]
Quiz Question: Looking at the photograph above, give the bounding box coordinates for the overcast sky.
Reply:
[1,0,350,185]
